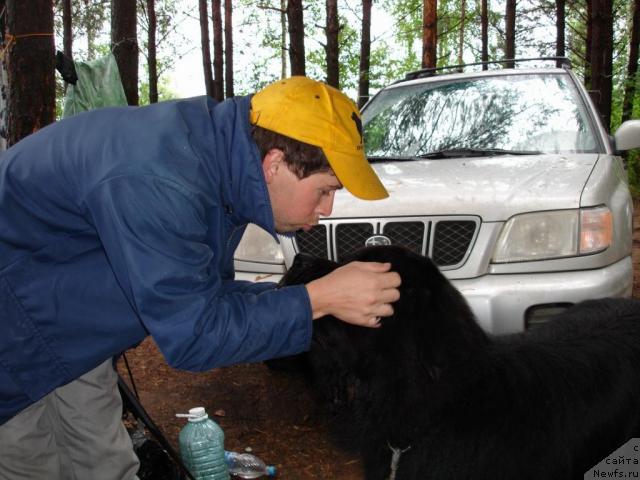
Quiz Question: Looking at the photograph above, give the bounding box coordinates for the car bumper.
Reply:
[455,256,633,334]
[235,255,633,335]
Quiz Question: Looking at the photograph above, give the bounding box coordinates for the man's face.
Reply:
[263,150,342,233]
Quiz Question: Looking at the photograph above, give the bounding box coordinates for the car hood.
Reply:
[331,154,599,222]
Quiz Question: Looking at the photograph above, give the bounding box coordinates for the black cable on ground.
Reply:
[117,375,196,480]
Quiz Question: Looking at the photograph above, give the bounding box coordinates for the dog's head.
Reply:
[280,246,487,413]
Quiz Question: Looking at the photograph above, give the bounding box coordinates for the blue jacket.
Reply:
[0,96,312,424]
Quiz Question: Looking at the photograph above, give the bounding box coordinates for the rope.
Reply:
[2,32,54,59]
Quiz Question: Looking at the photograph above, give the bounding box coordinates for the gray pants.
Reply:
[0,359,140,480]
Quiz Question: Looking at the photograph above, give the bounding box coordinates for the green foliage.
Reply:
[306,14,361,92]
[137,0,185,78]
[51,0,110,60]
[591,0,640,195]
[369,44,419,89]
[609,0,639,128]
[54,81,66,120]
[52,0,640,192]
[618,88,640,194]
[565,1,588,79]
[627,151,640,197]
[139,69,179,105]
[54,0,185,111]
[234,0,291,92]
[381,0,503,73]
[382,0,421,61]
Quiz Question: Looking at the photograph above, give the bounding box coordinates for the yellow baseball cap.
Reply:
[249,76,388,200]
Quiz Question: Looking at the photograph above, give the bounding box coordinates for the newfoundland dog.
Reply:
[274,245,640,480]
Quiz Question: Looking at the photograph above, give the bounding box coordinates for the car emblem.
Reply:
[365,235,392,247]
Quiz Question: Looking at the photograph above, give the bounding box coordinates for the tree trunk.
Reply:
[111,0,138,106]
[6,0,55,145]
[505,0,516,68]
[199,0,214,97]
[211,0,224,101]
[224,0,234,97]
[0,0,8,150]
[62,0,72,59]
[481,0,488,69]
[280,0,287,78]
[326,0,340,88]
[556,0,565,66]
[589,0,614,129]
[422,0,437,69]
[585,0,592,87]
[147,0,158,103]
[357,0,372,108]
[458,0,466,66]
[622,0,640,123]
[287,0,306,76]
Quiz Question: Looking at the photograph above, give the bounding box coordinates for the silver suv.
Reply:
[235,60,640,334]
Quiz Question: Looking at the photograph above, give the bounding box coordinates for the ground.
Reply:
[117,199,640,480]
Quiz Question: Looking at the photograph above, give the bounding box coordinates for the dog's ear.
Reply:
[279,253,338,287]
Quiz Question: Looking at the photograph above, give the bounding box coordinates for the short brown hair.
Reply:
[251,125,331,179]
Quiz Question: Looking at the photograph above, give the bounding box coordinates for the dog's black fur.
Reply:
[275,245,640,480]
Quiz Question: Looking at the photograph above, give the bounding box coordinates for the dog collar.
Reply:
[386,441,412,480]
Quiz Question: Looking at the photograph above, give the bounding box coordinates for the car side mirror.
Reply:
[613,119,640,151]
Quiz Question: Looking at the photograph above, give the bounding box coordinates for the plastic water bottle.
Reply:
[176,407,229,480]
[224,451,277,478]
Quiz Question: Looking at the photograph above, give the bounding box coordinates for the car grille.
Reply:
[294,217,479,269]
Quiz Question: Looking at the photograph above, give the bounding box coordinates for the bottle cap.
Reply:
[267,465,277,476]
[175,407,208,422]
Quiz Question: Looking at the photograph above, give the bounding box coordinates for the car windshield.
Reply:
[362,73,599,159]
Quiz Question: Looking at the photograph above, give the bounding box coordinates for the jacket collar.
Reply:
[209,95,277,239]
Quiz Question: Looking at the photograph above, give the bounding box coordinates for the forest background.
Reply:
[4,0,640,193]
[3,3,640,476]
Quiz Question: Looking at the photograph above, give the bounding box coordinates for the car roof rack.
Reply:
[402,56,572,81]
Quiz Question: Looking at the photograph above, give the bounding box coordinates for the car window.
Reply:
[362,73,598,158]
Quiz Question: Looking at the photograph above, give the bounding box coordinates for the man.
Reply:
[0,76,400,479]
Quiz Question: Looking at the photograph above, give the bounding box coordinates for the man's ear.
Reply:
[262,148,285,184]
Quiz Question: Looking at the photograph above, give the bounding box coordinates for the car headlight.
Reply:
[492,206,612,263]
[234,224,284,265]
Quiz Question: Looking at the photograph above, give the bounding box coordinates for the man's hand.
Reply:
[305,261,401,328]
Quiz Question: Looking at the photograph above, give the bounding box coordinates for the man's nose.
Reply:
[316,191,335,216]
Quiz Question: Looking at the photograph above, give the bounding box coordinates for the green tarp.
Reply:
[63,53,128,118]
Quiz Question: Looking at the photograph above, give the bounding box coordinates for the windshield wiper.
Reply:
[368,156,416,163]
[416,148,541,159]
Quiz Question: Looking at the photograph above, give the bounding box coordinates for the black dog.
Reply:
[275,245,640,480]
